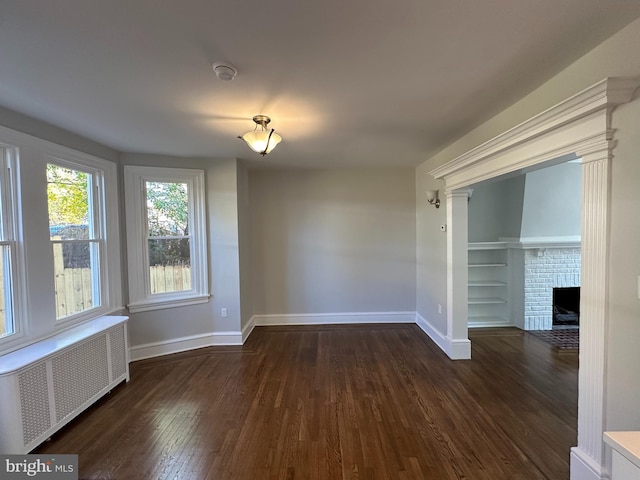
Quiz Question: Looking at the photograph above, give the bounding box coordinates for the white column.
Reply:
[445,188,471,359]
[570,145,613,479]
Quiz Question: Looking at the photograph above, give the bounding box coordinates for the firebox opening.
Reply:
[553,287,580,326]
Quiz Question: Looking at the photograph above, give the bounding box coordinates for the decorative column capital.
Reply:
[445,188,473,199]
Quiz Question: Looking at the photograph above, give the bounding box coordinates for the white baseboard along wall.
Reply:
[128,311,467,362]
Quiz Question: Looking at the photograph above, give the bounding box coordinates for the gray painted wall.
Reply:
[250,168,416,315]
[468,175,525,242]
[606,94,640,432]
[467,181,505,242]
[468,161,580,242]
[501,175,526,239]
[236,162,253,333]
[415,170,447,332]
[520,161,581,239]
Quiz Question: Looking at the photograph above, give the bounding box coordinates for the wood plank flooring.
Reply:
[36,325,578,479]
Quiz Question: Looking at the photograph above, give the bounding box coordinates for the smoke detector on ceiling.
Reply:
[212,62,237,81]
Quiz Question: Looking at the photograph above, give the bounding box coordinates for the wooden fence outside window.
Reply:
[0,246,192,328]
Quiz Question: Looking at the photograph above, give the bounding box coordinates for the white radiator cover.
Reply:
[0,316,129,454]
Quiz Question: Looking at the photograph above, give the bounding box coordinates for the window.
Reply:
[146,180,191,294]
[124,166,208,312]
[0,124,122,355]
[0,147,20,340]
[47,161,104,320]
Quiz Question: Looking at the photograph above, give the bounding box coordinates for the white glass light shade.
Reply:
[241,129,282,155]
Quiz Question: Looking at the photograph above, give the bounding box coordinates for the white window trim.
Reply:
[46,156,106,324]
[0,145,26,347]
[43,150,121,327]
[124,166,209,313]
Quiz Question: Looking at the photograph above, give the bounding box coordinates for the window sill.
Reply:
[127,294,211,313]
[0,315,129,375]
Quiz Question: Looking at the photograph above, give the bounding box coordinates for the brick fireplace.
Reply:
[523,247,581,330]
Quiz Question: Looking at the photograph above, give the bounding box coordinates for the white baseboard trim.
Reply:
[129,331,243,362]
[448,337,472,360]
[415,313,448,352]
[252,311,416,326]
[416,313,471,360]
[241,316,256,343]
[570,447,604,480]
[129,312,470,362]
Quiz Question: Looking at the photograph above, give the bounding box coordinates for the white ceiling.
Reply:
[1,1,639,168]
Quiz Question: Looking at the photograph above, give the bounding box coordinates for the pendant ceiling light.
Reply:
[239,115,282,155]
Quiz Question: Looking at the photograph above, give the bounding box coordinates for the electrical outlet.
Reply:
[438,304,442,314]
[221,307,227,318]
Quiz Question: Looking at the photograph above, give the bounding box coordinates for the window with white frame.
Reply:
[0,147,20,340]
[124,166,208,312]
[47,161,104,320]
[0,124,122,356]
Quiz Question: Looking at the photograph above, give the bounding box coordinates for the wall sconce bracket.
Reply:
[426,190,440,208]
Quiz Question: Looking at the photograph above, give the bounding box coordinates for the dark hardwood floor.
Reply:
[36,325,578,479]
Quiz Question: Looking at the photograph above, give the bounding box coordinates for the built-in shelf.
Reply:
[468,297,507,304]
[468,315,511,327]
[468,242,511,328]
[468,280,507,287]
[468,241,509,250]
[469,263,507,267]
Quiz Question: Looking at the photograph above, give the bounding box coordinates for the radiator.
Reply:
[0,316,129,453]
